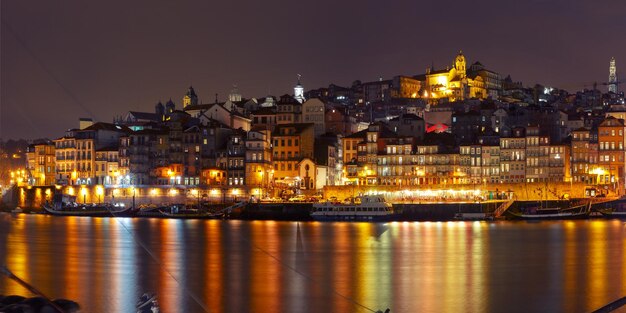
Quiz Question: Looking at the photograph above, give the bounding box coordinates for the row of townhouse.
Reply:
[25,113,626,193]
[338,118,625,188]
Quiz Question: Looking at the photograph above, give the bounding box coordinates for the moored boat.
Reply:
[595,197,626,218]
[157,204,224,219]
[311,195,395,222]
[597,208,626,218]
[506,202,591,220]
[43,194,132,217]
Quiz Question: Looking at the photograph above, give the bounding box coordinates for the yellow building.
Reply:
[272,123,315,189]
[26,142,56,186]
[419,51,488,102]
[54,137,77,185]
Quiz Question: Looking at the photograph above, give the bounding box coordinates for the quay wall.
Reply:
[323,182,604,202]
[13,185,250,211]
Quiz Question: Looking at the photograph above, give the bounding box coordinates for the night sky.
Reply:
[2,0,625,140]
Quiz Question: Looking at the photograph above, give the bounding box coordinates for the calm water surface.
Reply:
[2,214,626,313]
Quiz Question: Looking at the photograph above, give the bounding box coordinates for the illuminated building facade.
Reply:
[244,129,273,190]
[272,123,315,188]
[597,116,624,188]
[416,51,495,102]
[571,128,597,183]
[53,136,77,185]
[26,142,56,186]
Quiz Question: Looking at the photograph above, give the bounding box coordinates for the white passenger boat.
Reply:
[311,195,395,222]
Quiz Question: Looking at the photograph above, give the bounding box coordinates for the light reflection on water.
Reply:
[2,215,626,312]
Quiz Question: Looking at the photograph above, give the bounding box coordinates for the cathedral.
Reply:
[416,51,500,102]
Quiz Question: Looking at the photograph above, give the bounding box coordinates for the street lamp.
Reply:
[81,187,87,204]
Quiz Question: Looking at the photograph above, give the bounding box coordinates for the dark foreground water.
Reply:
[2,215,626,313]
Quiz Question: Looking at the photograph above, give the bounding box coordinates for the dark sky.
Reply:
[2,0,625,140]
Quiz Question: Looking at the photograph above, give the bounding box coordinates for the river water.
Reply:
[1,214,626,313]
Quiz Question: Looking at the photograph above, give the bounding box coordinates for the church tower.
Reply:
[609,57,618,93]
[229,84,242,102]
[455,51,466,78]
[183,86,198,108]
[294,74,306,104]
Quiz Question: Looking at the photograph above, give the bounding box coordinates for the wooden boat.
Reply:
[43,202,132,217]
[595,198,626,218]
[157,204,224,219]
[43,194,132,217]
[506,202,591,220]
[311,195,395,222]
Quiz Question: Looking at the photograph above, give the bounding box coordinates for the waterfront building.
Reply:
[459,144,481,184]
[597,116,625,190]
[571,128,597,184]
[53,136,76,185]
[182,126,203,186]
[244,128,273,195]
[72,122,129,185]
[26,141,56,186]
[314,133,341,186]
[94,146,118,186]
[499,127,526,183]
[225,130,246,186]
[416,143,461,185]
[525,126,551,183]
[272,123,315,189]
[376,136,415,186]
[481,143,501,183]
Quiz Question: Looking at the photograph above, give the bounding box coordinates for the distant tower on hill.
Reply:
[229,84,242,102]
[183,86,198,108]
[455,51,466,78]
[609,57,618,93]
[294,74,306,103]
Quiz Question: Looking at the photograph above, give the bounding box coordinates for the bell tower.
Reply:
[455,51,466,78]
[609,57,618,93]
[183,86,198,108]
[294,74,306,104]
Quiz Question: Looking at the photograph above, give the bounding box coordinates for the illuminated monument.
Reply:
[416,51,500,102]
[608,57,618,93]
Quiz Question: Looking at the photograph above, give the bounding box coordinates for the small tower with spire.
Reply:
[609,57,618,93]
[183,86,198,108]
[294,74,306,104]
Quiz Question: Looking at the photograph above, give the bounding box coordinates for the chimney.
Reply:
[79,118,94,129]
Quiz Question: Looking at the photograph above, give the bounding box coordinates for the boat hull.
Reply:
[310,213,395,222]
[157,210,224,219]
[598,209,626,218]
[506,211,590,220]
[43,204,132,217]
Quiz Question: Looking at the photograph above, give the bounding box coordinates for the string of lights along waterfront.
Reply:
[2,216,626,313]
